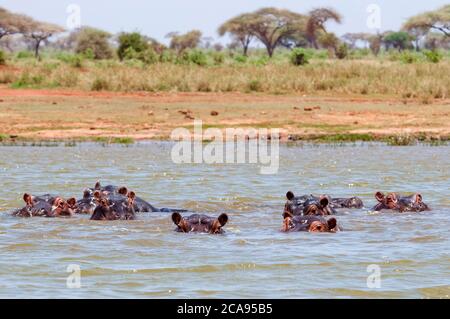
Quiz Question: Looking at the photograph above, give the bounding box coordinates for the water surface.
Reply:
[0,142,449,298]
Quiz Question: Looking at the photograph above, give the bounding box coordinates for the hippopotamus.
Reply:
[284,191,364,217]
[372,192,430,212]
[281,212,339,233]
[90,190,136,221]
[171,212,228,234]
[284,192,337,216]
[12,193,77,218]
[79,182,186,213]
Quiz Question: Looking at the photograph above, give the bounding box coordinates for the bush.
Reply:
[139,48,159,65]
[423,50,442,63]
[212,52,225,65]
[399,51,420,64]
[117,32,149,61]
[187,50,208,66]
[335,43,349,59]
[56,53,83,68]
[75,27,113,60]
[233,54,247,63]
[0,50,6,65]
[16,51,33,59]
[91,78,111,91]
[290,48,309,66]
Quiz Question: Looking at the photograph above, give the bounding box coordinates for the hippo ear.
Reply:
[415,193,423,203]
[93,190,102,200]
[319,196,329,207]
[327,218,337,231]
[94,181,101,190]
[286,191,295,201]
[375,192,385,202]
[128,191,136,204]
[118,187,128,196]
[67,198,77,207]
[172,212,182,225]
[218,213,228,227]
[83,189,91,199]
[23,193,33,206]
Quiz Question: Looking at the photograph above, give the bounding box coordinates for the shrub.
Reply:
[233,54,247,63]
[212,52,225,65]
[188,50,208,66]
[248,79,263,92]
[335,43,349,59]
[117,32,149,61]
[75,27,113,60]
[91,78,111,91]
[399,51,420,64]
[0,50,6,65]
[290,48,309,66]
[16,51,33,59]
[423,50,442,63]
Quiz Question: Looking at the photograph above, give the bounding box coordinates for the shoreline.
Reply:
[1,87,449,145]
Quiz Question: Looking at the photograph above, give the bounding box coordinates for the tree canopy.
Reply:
[168,30,202,53]
[403,4,450,37]
[307,8,342,48]
[218,13,255,56]
[245,7,307,57]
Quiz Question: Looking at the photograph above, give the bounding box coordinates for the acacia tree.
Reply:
[306,8,342,49]
[0,8,31,40]
[168,30,202,54]
[246,8,307,57]
[23,20,65,58]
[341,33,372,48]
[403,5,450,37]
[218,13,254,56]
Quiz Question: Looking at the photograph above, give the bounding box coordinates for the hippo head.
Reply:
[90,190,136,220]
[303,196,335,216]
[51,197,77,217]
[15,193,36,217]
[335,197,364,209]
[76,189,97,215]
[172,213,228,234]
[398,193,430,212]
[282,212,338,233]
[375,192,399,210]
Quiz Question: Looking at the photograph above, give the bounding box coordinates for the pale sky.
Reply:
[0,0,447,44]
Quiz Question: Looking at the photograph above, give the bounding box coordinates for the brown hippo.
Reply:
[282,212,339,233]
[284,192,336,216]
[373,192,430,212]
[90,190,137,221]
[171,212,229,234]
[12,194,77,218]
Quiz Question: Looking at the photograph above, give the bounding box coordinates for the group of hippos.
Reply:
[11,182,430,234]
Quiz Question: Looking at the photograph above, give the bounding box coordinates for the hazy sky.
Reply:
[0,0,447,44]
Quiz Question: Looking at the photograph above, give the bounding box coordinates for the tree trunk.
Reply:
[266,45,274,58]
[34,39,42,59]
[243,45,248,57]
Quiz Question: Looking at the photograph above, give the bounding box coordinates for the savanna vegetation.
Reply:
[0,5,449,143]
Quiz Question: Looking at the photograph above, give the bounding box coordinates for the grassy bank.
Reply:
[1,52,450,99]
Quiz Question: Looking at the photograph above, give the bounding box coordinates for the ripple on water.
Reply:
[0,143,449,298]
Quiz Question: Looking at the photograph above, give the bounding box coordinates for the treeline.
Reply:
[0,5,449,64]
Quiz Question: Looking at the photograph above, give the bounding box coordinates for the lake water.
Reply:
[0,142,449,298]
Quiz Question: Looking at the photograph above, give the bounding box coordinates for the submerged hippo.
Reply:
[373,192,430,212]
[284,191,364,217]
[171,212,229,234]
[12,193,77,218]
[282,212,339,233]
[78,182,185,214]
[90,190,136,221]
